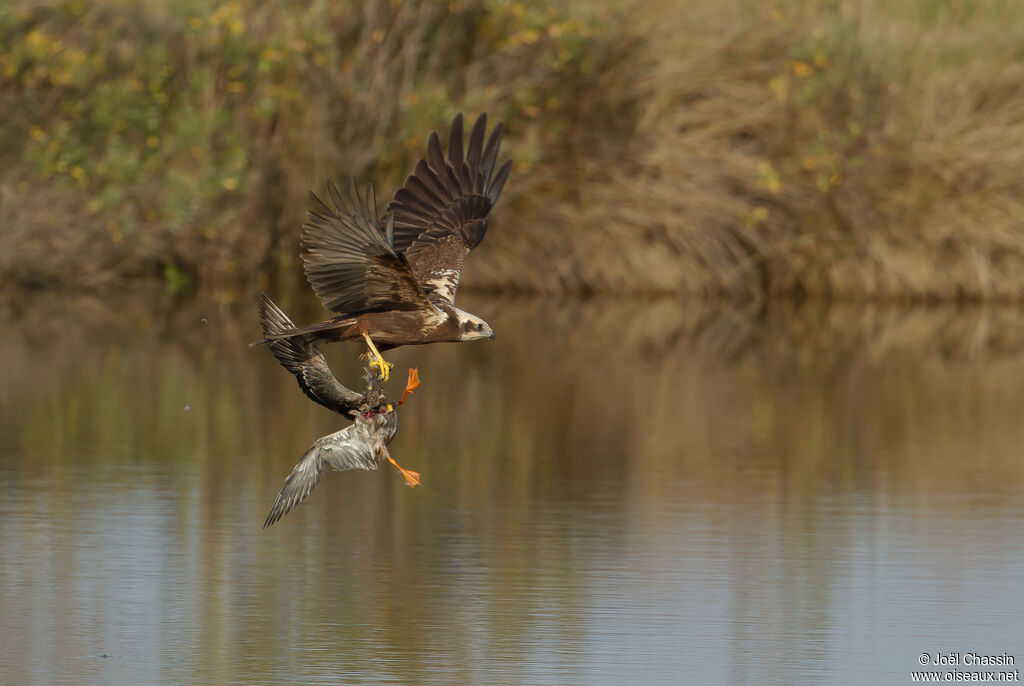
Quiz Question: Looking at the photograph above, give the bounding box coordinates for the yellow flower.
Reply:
[520,29,540,45]
[791,61,812,78]
[29,125,45,141]
[222,178,238,191]
[70,166,86,181]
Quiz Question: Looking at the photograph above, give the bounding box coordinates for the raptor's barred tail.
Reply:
[249,312,357,347]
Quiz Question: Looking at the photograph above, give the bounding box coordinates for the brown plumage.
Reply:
[388,112,512,307]
[251,113,510,363]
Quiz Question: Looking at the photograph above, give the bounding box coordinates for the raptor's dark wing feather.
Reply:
[257,292,363,415]
[301,179,437,316]
[386,113,512,306]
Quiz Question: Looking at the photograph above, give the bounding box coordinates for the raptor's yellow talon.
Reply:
[361,332,392,381]
[369,357,393,381]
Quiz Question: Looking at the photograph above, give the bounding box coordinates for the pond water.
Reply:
[1,295,1023,685]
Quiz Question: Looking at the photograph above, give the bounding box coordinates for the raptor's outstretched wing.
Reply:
[301,179,437,316]
[257,292,363,415]
[386,113,512,306]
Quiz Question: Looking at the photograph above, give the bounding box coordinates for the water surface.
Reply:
[1,296,1023,685]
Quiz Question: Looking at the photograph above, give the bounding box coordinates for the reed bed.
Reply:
[2,0,1022,300]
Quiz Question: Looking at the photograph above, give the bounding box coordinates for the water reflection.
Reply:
[1,295,1023,685]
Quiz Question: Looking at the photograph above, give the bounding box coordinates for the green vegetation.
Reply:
[2,0,1023,300]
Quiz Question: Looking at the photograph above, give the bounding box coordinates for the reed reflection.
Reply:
[1,295,1023,685]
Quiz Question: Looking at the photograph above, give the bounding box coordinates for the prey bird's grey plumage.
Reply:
[262,406,399,528]
[257,293,417,528]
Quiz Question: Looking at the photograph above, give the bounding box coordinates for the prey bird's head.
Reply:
[454,309,495,342]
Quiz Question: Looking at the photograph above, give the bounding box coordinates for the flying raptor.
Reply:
[253,112,511,381]
[258,292,421,528]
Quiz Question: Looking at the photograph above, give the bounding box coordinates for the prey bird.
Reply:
[252,113,511,381]
[258,293,421,528]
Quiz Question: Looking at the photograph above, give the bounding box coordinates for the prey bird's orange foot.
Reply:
[396,368,420,406]
[387,456,421,487]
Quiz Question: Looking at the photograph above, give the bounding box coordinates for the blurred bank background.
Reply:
[2,0,1023,300]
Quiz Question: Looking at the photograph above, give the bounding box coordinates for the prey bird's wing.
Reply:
[263,419,392,528]
[301,179,438,316]
[386,113,512,306]
[257,292,363,415]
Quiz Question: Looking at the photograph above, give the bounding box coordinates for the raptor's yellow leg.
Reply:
[361,331,393,381]
[387,456,421,487]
